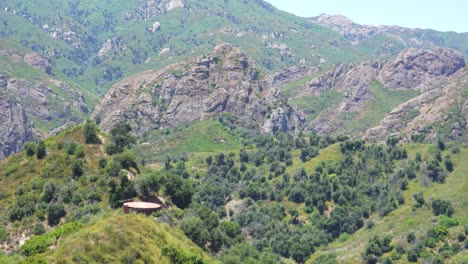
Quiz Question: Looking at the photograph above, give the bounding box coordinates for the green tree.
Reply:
[24,142,36,157]
[41,181,56,203]
[36,141,46,159]
[180,216,210,248]
[47,203,66,226]
[83,120,101,144]
[108,122,136,153]
[71,159,84,178]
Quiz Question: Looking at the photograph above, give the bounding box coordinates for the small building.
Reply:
[123,201,162,215]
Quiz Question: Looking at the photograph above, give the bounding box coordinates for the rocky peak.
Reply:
[92,44,304,136]
[378,48,465,91]
[312,14,379,44]
[297,47,466,138]
[262,66,317,88]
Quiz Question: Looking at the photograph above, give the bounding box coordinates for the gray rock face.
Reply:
[262,66,317,88]
[23,53,53,74]
[378,48,465,91]
[298,48,466,138]
[126,0,185,21]
[6,78,88,122]
[92,44,305,136]
[0,95,33,159]
[365,70,468,142]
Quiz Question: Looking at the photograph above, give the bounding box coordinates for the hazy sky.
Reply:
[264,0,467,33]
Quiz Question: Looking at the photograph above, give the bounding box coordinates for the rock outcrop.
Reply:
[0,50,89,159]
[23,53,53,74]
[296,47,466,139]
[0,96,34,159]
[365,72,468,142]
[126,0,185,21]
[378,48,465,91]
[92,44,305,136]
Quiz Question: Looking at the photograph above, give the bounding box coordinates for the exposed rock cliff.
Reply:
[92,44,305,136]
[0,49,89,159]
[365,72,468,142]
[0,95,34,159]
[296,48,466,139]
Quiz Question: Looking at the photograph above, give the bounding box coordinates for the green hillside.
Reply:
[0,121,466,263]
[19,214,216,264]
[2,0,466,95]
[308,144,468,263]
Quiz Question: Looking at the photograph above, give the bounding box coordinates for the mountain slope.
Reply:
[92,43,304,136]
[308,144,468,263]
[1,0,467,159]
[0,40,94,159]
[2,0,466,93]
[31,214,216,264]
[312,14,468,57]
[287,47,466,141]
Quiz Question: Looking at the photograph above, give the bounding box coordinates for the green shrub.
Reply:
[36,141,46,159]
[21,222,82,256]
[83,121,101,144]
[439,215,458,228]
[71,159,84,178]
[65,141,77,155]
[24,142,37,157]
[75,145,85,158]
[98,157,107,168]
[4,162,19,177]
[47,203,66,226]
[32,223,46,235]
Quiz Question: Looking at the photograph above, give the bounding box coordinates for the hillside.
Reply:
[0,0,466,263]
[0,40,95,159]
[285,48,467,142]
[308,144,468,263]
[0,0,467,159]
[10,214,216,264]
[0,121,466,263]
[91,43,304,136]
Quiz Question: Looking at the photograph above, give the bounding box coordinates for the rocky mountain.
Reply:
[312,14,468,57]
[365,71,468,142]
[92,44,305,135]
[0,0,467,159]
[0,43,91,159]
[289,48,466,141]
[0,95,33,159]
[1,0,466,94]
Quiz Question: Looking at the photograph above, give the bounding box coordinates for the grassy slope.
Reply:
[136,119,243,163]
[0,126,110,251]
[40,214,216,264]
[307,144,468,263]
[341,81,420,134]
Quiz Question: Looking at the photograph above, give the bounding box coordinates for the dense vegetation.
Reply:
[0,120,466,263]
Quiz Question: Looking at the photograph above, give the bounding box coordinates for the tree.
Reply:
[444,155,454,172]
[108,122,136,153]
[72,159,84,178]
[180,216,210,248]
[41,181,56,203]
[24,142,36,157]
[431,199,454,216]
[36,141,46,159]
[83,120,101,144]
[47,203,66,226]
[386,136,400,147]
